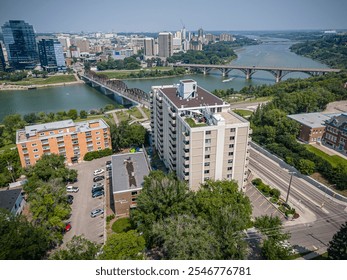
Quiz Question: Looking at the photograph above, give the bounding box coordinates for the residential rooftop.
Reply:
[157,84,225,109]
[111,152,150,194]
[16,119,109,143]
[0,189,22,212]
[288,112,331,128]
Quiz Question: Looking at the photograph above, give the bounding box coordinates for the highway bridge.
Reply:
[81,71,150,107]
[174,63,341,83]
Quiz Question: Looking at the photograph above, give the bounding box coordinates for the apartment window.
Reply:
[85,132,91,136]
[230,136,235,140]
[227,167,232,171]
[131,198,137,202]
[40,132,45,136]
[205,155,210,159]
[228,152,233,156]
[96,131,100,135]
[31,143,37,147]
[205,147,211,152]
[72,140,79,144]
[97,142,101,145]
[204,177,210,181]
[204,170,210,174]
[217,107,222,112]
[229,144,234,148]
[96,137,100,140]
[228,159,233,163]
[33,148,38,152]
[59,130,64,133]
[21,144,26,148]
[204,162,210,167]
[131,191,138,196]
[230,128,235,132]
[227,174,232,179]
[34,154,39,158]
[205,139,211,144]
[49,131,54,135]
[206,131,211,135]
[97,147,102,150]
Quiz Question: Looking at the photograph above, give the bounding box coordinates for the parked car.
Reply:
[66,185,79,193]
[93,169,105,176]
[92,186,104,193]
[106,163,112,171]
[92,190,104,198]
[93,175,104,182]
[106,160,111,165]
[64,222,71,233]
[90,208,104,218]
[92,182,104,188]
[67,194,74,204]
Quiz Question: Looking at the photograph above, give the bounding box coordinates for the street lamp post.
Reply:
[285,172,295,204]
[7,161,15,183]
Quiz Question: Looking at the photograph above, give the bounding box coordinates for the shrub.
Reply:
[106,214,115,223]
[270,188,281,199]
[84,148,113,161]
[111,217,132,233]
[252,178,262,186]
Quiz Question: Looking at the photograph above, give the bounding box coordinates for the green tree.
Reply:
[254,216,292,260]
[297,158,315,175]
[0,210,51,259]
[99,230,145,260]
[327,221,347,260]
[2,114,25,144]
[131,171,194,242]
[79,110,88,119]
[50,235,101,260]
[151,215,221,260]
[67,109,78,120]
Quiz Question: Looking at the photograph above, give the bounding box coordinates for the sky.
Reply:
[1,0,347,33]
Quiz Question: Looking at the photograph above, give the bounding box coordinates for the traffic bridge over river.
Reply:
[174,63,341,83]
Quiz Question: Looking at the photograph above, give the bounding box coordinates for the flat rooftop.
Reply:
[111,152,150,193]
[288,112,331,128]
[158,85,225,109]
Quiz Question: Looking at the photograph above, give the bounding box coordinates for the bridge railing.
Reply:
[84,71,149,106]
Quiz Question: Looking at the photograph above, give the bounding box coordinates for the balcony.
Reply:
[58,143,65,147]
[56,137,64,142]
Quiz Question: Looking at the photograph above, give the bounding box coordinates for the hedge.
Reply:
[84,148,113,161]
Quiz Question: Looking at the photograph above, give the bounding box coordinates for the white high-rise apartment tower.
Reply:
[150,80,251,191]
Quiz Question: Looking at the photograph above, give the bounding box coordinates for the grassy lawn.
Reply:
[128,107,143,119]
[3,75,76,85]
[116,111,131,122]
[233,109,253,118]
[142,107,151,118]
[306,145,347,168]
[185,118,207,128]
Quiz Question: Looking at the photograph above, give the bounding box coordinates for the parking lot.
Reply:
[244,182,285,221]
[63,156,112,245]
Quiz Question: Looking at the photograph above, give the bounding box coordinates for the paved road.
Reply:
[63,156,111,245]
[249,147,347,253]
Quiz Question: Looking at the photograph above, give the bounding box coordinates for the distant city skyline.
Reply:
[1,0,347,33]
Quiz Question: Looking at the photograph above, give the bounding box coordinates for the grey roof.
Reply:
[288,112,331,128]
[159,85,224,109]
[25,120,75,136]
[0,189,22,212]
[326,113,347,129]
[111,152,150,193]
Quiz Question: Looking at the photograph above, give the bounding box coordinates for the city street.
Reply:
[248,146,347,253]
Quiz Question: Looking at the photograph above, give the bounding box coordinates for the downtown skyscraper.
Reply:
[1,20,38,70]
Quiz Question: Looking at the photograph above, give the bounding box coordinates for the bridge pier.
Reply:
[275,70,282,83]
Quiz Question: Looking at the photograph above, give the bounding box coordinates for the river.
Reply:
[0,38,329,121]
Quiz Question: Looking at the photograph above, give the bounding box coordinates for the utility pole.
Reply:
[7,161,15,183]
[285,172,295,204]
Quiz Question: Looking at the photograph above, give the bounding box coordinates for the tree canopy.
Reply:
[327,221,347,260]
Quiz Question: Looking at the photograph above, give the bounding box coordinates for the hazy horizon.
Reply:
[1,0,347,33]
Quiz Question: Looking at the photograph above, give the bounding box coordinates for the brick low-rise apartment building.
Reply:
[323,113,347,155]
[16,119,111,167]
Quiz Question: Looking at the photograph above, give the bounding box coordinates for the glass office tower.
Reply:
[1,20,38,70]
[38,39,66,72]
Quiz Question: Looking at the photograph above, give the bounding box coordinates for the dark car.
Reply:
[67,194,74,204]
[92,186,104,193]
[106,160,111,165]
[92,190,104,198]
[93,175,104,182]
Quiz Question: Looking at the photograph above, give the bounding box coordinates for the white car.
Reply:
[91,208,104,218]
[66,185,79,193]
[93,169,105,176]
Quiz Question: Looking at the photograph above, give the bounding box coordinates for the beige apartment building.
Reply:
[150,79,251,190]
[16,119,111,167]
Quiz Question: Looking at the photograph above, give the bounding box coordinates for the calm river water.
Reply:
[0,38,328,121]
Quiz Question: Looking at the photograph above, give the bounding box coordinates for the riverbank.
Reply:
[0,80,84,91]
